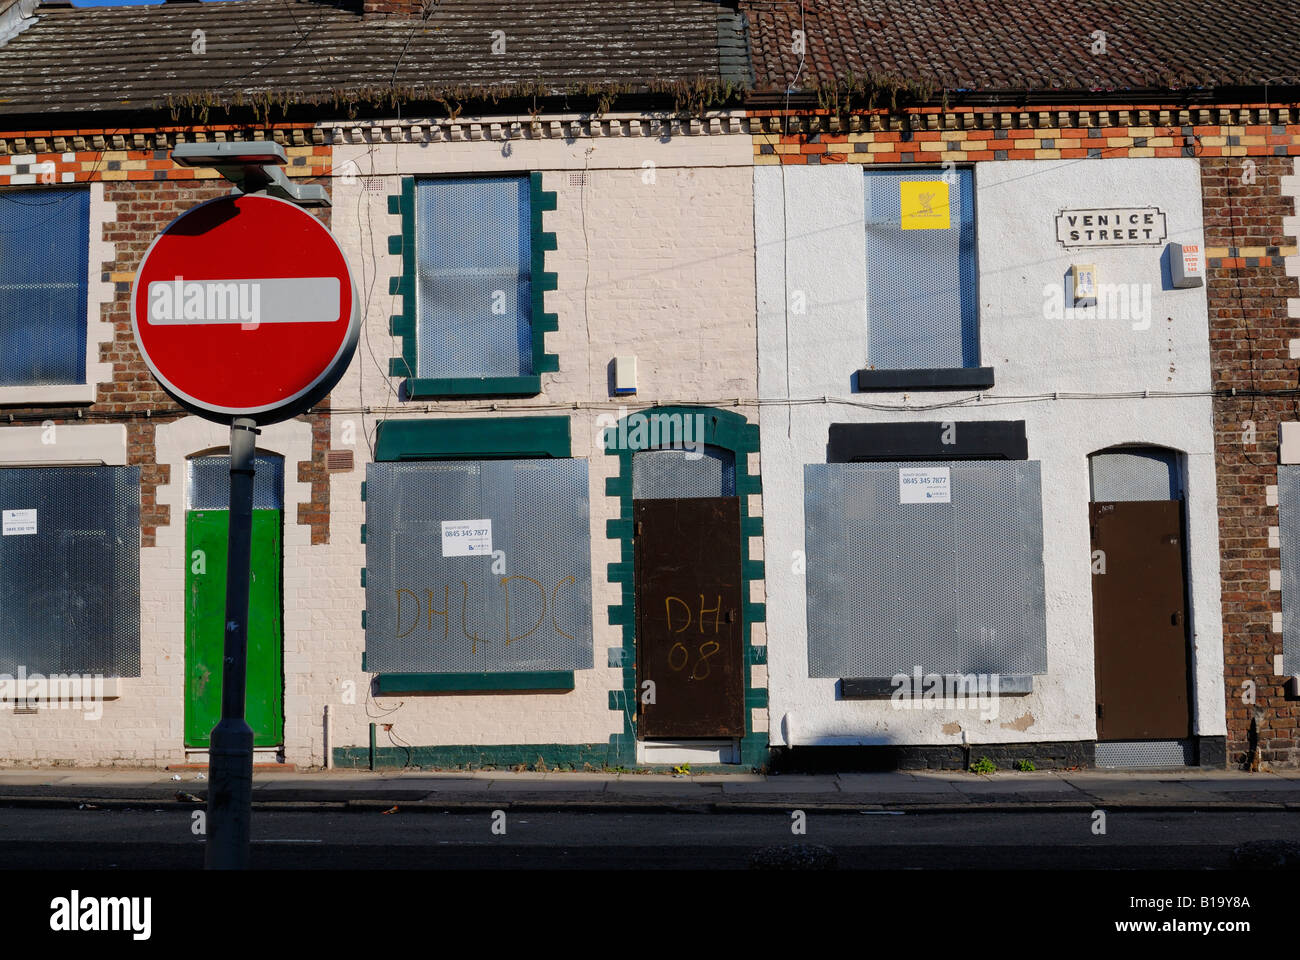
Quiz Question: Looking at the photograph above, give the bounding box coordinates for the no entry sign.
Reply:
[131,194,359,424]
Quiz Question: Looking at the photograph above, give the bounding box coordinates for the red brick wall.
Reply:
[0,128,336,544]
[1203,156,1300,768]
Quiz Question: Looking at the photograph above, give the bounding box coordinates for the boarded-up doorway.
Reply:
[184,453,285,749]
[633,447,744,741]
[1088,448,1193,751]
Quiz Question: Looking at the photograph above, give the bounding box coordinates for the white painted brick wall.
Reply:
[302,127,759,760]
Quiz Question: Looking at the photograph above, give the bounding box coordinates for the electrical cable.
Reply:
[9,385,1297,429]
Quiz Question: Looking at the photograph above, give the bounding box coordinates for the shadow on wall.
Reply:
[768,742,1097,774]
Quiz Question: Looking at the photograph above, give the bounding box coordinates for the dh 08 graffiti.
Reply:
[663,594,725,679]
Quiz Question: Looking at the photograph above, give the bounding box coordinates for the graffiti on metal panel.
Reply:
[394,575,580,653]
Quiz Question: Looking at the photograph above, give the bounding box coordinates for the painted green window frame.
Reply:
[387,174,558,398]
[362,415,576,693]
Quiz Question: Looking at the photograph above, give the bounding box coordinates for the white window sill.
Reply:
[0,384,96,406]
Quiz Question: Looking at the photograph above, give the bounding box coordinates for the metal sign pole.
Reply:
[133,146,354,870]
[205,416,259,870]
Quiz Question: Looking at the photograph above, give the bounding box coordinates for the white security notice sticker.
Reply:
[2,509,37,535]
[899,467,951,504]
[441,519,492,556]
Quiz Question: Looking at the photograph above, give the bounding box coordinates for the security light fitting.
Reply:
[170,140,329,207]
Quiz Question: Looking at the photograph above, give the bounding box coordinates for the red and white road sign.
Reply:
[131,194,359,423]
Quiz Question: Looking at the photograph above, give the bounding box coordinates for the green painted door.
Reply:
[185,509,284,747]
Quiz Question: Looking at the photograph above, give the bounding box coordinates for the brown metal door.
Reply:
[634,497,744,738]
[1090,500,1192,741]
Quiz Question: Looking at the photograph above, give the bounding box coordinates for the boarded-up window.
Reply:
[804,460,1046,678]
[364,459,593,673]
[1089,447,1182,502]
[633,445,736,499]
[187,454,285,509]
[864,168,978,369]
[0,188,90,386]
[415,176,532,378]
[0,466,140,676]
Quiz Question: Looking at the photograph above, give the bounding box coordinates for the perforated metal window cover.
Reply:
[415,176,532,379]
[365,458,593,673]
[0,466,140,676]
[186,455,285,510]
[864,168,978,370]
[0,187,90,386]
[632,445,736,499]
[804,460,1047,678]
[1277,466,1300,676]
[1089,447,1181,502]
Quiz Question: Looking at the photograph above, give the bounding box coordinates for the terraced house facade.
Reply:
[739,0,1300,771]
[0,0,769,770]
[0,0,1298,773]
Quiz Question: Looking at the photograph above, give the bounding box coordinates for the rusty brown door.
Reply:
[1090,500,1192,741]
[634,497,744,738]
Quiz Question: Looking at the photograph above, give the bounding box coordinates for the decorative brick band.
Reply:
[0,145,332,187]
[747,103,1300,133]
[0,123,329,158]
[1209,257,1294,269]
[753,124,1300,166]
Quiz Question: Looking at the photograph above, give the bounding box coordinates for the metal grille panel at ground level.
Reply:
[1095,739,1195,768]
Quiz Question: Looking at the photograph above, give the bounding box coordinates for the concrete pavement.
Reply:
[2,766,1299,812]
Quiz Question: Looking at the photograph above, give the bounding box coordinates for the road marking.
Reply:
[253,839,324,844]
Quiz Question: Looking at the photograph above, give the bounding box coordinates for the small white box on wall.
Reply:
[613,356,637,395]
[1071,263,1097,306]
[1169,242,1204,288]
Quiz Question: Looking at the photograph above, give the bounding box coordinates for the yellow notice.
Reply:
[899,180,951,230]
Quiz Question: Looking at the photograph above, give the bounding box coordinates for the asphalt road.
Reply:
[0,806,1291,869]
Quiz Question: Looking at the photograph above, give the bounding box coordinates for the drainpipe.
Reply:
[369,722,377,771]
[323,704,332,770]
